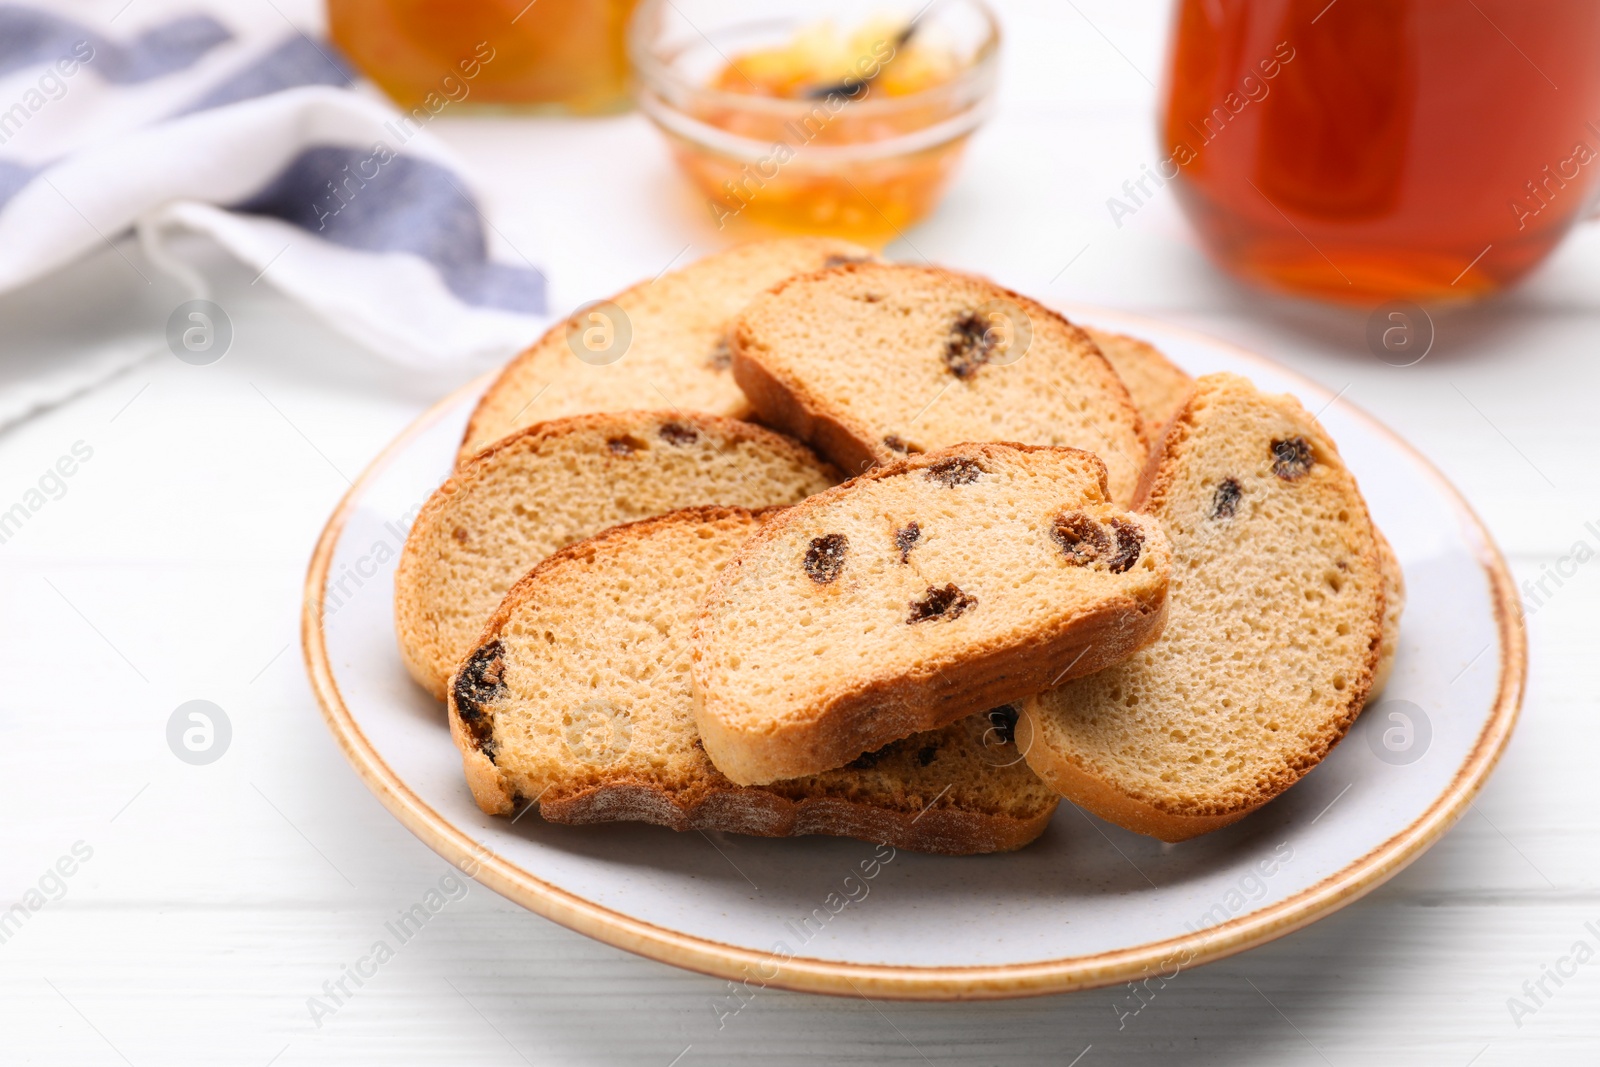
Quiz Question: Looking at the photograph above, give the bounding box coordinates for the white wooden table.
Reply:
[2,3,1596,1062]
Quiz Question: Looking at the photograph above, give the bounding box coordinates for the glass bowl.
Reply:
[628,0,1000,242]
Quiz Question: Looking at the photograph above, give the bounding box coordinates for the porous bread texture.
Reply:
[396,411,837,700]
[446,507,1059,855]
[691,442,1173,786]
[1371,529,1405,698]
[1079,327,1405,696]
[1018,373,1386,842]
[459,237,875,462]
[729,263,1150,503]
[1082,326,1194,441]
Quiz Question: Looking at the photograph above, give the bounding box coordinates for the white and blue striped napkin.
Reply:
[0,1,548,429]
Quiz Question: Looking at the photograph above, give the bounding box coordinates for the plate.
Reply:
[301,307,1524,1000]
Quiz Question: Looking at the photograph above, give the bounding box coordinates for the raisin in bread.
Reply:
[1017,373,1387,841]
[448,507,1059,855]
[691,442,1173,786]
[1082,326,1194,440]
[459,238,875,462]
[729,263,1150,502]
[396,411,837,700]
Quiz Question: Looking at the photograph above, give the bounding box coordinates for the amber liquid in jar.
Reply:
[1163,0,1600,302]
[329,0,637,114]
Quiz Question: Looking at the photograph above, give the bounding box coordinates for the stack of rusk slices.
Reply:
[393,240,1402,855]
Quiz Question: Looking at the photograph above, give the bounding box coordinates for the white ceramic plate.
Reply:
[302,308,1523,1000]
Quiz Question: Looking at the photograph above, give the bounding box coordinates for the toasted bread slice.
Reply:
[1018,374,1386,841]
[1082,326,1193,440]
[397,411,837,700]
[447,507,1059,855]
[459,238,874,462]
[692,443,1172,786]
[1084,328,1407,694]
[729,264,1149,502]
[1371,528,1405,697]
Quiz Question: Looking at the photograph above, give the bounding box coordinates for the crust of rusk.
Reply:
[395,410,837,700]
[444,507,1059,855]
[1019,373,1387,841]
[1370,528,1405,698]
[692,442,1173,786]
[1080,326,1195,444]
[531,783,1053,856]
[728,263,1149,500]
[458,237,875,464]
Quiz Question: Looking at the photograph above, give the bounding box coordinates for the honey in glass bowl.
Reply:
[630,0,999,243]
[329,0,638,114]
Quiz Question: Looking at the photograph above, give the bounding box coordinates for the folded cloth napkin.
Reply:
[0,0,548,430]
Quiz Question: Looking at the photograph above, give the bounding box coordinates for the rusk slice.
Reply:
[1082,326,1193,440]
[396,411,836,700]
[692,443,1172,786]
[1018,373,1386,841]
[1079,328,1405,685]
[447,507,1059,855]
[459,237,874,462]
[1371,529,1405,697]
[729,263,1149,502]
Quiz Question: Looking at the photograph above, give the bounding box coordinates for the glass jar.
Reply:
[1162,0,1600,303]
[329,0,638,115]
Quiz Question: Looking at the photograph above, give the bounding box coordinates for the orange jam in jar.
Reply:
[631,1,1000,242]
[329,0,638,115]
